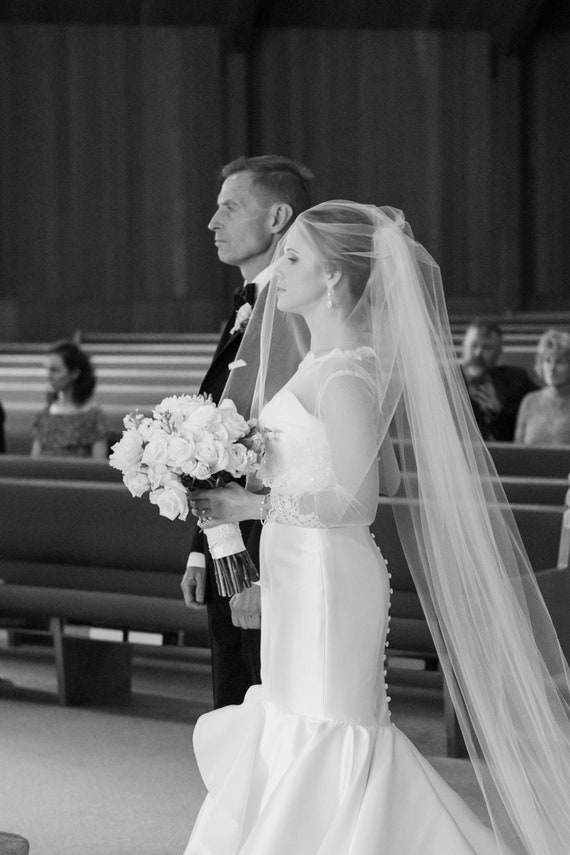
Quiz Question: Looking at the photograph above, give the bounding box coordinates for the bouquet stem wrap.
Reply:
[203,522,260,597]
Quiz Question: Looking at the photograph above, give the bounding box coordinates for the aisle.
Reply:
[0,645,211,855]
[0,643,489,855]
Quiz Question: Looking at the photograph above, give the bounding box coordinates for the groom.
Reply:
[181,155,313,708]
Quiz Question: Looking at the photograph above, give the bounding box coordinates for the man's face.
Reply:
[462,327,502,377]
[208,172,276,271]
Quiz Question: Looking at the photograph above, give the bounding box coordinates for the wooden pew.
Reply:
[372,497,568,756]
[488,442,570,479]
[2,468,568,752]
[500,475,569,506]
[0,454,121,482]
[2,452,567,506]
[0,337,219,454]
[0,476,207,706]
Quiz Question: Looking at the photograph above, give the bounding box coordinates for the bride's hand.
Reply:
[189,483,262,527]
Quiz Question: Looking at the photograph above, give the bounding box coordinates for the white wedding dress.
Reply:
[185,350,500,855]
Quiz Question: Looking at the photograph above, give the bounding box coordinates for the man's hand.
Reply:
[230,585,261,630]
[190,483,262,528]
[181,564,207,608]
[471,381,501,416]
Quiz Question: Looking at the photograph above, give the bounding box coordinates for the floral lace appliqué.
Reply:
[260,441,333,493]
[299,345,376,370]
[267,495,326,528]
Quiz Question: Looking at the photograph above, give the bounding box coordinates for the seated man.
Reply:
[460,320,537,442]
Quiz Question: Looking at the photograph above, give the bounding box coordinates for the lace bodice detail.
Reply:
[258,391,334,527]
[258,348,379,528]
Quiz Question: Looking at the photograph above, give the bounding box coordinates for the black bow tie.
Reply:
[233,282,257,310]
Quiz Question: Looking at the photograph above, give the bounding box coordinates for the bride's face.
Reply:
[274,227,331,316]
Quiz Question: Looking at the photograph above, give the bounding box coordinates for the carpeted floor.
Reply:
[0,639,492,855]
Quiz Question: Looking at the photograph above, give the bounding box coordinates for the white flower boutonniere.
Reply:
[230,301,253,335]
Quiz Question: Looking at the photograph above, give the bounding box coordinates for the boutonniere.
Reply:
[230,301,253,335]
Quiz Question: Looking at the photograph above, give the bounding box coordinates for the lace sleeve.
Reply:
[267,362,381,527]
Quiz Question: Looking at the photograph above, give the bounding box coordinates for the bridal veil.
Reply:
[224,201,570,854]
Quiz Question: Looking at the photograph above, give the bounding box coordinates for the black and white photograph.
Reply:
[1,2,570,854]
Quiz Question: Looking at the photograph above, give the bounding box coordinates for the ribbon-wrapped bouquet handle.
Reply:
[199,521,259,596]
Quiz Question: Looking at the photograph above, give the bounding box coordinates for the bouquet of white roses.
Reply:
[109,394,264,596]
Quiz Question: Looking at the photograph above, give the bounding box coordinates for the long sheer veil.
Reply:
[224,201,570,854]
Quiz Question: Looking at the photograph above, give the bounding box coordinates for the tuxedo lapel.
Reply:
[199,284,269,403]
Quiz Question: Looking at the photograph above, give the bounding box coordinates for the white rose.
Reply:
[154,395,197,418]
[149,483,189,521]
[147,463,173,490]
[153,395,200,432]
[209,421,230,444]
[167,436,195,471]
[123,471,151,498]
[138,417,164,442]
[109,430,144,472]
[210,440,230,474]
[218,399,249,441]
[154,395,192,416]
[227,443,249,477]
[141,433,170,467]
[195,437,220,466]
[180,403,219,435]
[181,395,212,417]
[184,459,211,481]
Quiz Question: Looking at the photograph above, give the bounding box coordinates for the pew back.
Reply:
[370,497,566,656]
[0,477,194,581]
[0,475,208,639]
[0,454,121,482]
[488,442,570,478]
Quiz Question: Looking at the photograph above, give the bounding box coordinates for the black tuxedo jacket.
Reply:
[189,287,267,570]
[463,364,537,442]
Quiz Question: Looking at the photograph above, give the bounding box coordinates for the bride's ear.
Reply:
[324,267,342,289]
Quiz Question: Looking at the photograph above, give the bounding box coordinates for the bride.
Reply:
[185,202,570,854]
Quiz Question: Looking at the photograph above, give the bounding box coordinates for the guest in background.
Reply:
[460,319,537,441]
[0,401,5,453]
[31,340,107,459]
[515,328,570,445]
[180,154,313,709]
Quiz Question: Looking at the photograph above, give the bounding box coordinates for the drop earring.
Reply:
[326,286,335,309]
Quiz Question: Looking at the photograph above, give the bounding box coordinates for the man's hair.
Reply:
[220,155,313,219]
[465,319,503,341]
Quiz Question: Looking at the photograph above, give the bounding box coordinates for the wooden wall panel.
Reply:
[0,25,225,341]
[527,31,570,311]
[249,29,497,313]
[1,24,567,340]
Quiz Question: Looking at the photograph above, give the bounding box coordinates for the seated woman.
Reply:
[31,340,108,459]
[515,328,570,445]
